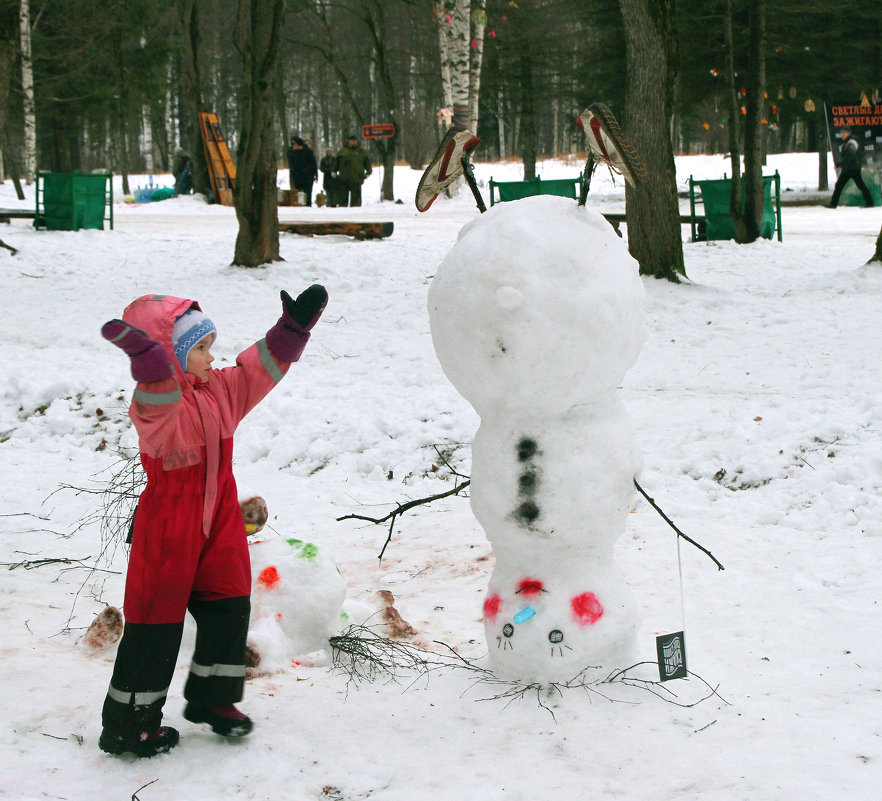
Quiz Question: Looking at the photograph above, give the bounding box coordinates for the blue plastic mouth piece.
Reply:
[513,606,536,624]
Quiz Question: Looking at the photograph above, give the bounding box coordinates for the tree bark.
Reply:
[619,0,685,281]
[436,0,470,129]
[20,0,36,183]
[871,223,882,263]
[178,0,212,199]
[233,0,286,268]
[0,2,18,183]
[741,0,766,243]
[468,0,486,135]
[723,0,745,240]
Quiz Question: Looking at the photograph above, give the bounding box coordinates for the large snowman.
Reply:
[428,194,647,683]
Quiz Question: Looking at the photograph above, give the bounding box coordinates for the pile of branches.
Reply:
[329,625,726,717]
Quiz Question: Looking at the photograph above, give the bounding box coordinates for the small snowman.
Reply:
[428,195,647,683]
[238,496,348,670]
[248,535,348,669]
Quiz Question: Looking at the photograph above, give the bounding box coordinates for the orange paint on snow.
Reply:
[257,565,280,588]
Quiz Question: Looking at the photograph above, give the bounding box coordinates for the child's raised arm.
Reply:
[265,284,328,363]
[101,320,174,382]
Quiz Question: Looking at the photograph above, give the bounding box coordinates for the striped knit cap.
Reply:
[172,309,217,371]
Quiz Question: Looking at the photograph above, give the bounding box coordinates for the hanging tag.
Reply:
[656,631,687,681]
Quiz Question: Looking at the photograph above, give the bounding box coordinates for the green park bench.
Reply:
[489,175,584,205]
[688,171,782,242]
[35,171,114,231]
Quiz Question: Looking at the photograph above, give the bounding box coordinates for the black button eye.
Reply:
[502,624,514,638]
[548,629,564,644]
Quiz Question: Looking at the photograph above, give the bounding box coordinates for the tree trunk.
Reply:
[0,2,17,183]
[363,0,396,201]
[871,222,882,263]
[619,0,685,282]
[20,0,36,183]
[233,0,286,268]
[436,0,470,129]
[723,0,746,240]
[178,0,212,199]
[468,0,486,135]
[741,0,766,243]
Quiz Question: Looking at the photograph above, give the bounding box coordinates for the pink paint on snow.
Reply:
[570,592,604,625]
[483,593,502,621]
[516,578,545,597]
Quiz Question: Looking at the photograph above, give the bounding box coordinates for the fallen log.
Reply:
[279,221,394,240]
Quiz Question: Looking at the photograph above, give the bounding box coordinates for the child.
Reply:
[97,286,327,757]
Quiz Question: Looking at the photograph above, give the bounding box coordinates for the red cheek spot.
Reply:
[516,578,545,597]
[571,592,604,625]
[258,565,280,589]
[483,594,502,621]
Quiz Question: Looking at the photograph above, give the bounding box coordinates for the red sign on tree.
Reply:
[362,123,395,139]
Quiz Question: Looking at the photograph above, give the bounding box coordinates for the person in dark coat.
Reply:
[336,134,373,207]
[319,149,342,208]
[286,137,318,206]
[827,127,874,208]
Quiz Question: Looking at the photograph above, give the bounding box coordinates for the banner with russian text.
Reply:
[825,92,882,167]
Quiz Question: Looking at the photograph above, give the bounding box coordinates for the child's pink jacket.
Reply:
[121,294,290,624]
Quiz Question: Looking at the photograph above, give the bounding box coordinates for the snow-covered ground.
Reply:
[1,151,881,800]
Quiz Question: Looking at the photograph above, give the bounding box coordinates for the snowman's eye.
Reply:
[502,623,514,638]
[548,630,564,644]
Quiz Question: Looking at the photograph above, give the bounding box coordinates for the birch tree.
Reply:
[467,0,486,134]
[20,0,36,183]
[436,0,470,129]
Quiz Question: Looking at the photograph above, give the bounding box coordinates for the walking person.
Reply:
[287,136,319,206]
[827,127,875,208]
[337,134,372,207]
[319,148,341,208]
[98,286,328,757]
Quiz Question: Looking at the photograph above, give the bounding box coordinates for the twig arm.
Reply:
[337,480,471,561]
[633,479,725,571]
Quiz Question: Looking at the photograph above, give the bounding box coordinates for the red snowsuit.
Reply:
[102,294,294,738]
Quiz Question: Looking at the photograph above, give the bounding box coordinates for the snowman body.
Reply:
[428,196,646,683]
[248,537,346,663]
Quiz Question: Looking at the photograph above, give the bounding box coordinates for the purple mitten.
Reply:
[101,319,174,382]
[265,286,328,363]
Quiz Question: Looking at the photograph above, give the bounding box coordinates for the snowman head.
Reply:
[428,196,646,418]
[482,556,638,683]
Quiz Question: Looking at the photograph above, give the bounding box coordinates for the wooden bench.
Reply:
[0,209,36,224]
[602,212,706,239]
[279,221,393,241]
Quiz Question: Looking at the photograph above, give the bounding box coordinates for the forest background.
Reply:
[1,0,879,185]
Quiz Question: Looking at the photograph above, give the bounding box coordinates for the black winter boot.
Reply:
[98,726,180,757]
[184,703,253,738]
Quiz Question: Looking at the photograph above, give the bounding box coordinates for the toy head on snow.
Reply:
[482,561,639,683]
[420,104,647,684]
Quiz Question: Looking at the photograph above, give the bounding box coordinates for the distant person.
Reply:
[319,148,342,208]
[172,148,193,195]
[287,136,318,206]
[337,134,372,207]
[826,127,874,208]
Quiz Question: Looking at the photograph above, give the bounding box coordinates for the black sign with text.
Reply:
[656,631,688,682]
